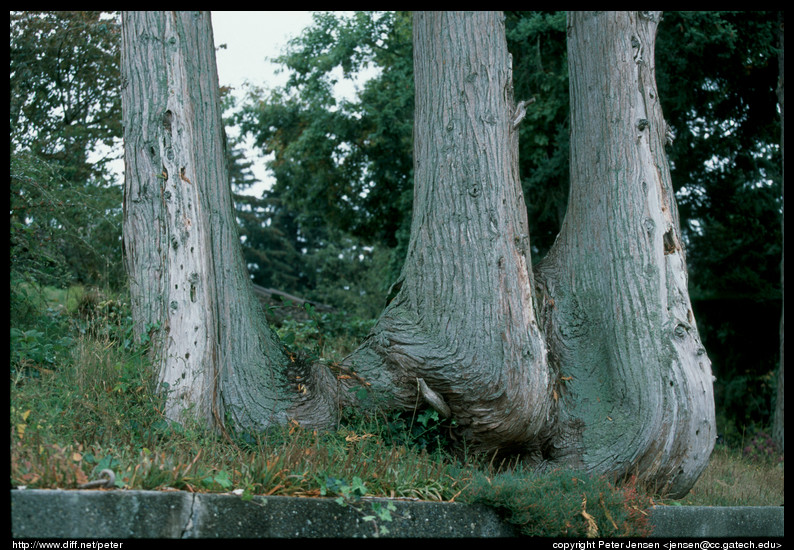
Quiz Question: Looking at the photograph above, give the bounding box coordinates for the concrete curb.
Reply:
[11,490,516,538]
[650,505,784,538]
[11,489,784,539]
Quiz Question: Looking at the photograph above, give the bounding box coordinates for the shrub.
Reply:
[742,430,783,465]
[461,468,653,538]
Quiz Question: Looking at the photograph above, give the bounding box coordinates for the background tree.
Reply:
[10,11,121,183]
[223,94,305,295]
[234,12,413,312]
[10,11,125,290]
[654,12,782,444]
[772,11,783,452]
[504,11,571,260]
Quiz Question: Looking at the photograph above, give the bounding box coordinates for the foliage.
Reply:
[371,408,458,455]
[317,474,398,535]
[505,11,571,260]
[652,11,782,442]
[10,301,74,389]
[742,430,784,465]
[10,327,73,383]
[10,11,122,183]
[462,467,653,538]
[234,11,413,296]
[9,285,785,538]
[11,285,161,447]
[10,153,124,290]
[222,93,306,294]
[656,11,782,302]
[264,11,414,249]
[276,303,376,362]
[10,11,125,290]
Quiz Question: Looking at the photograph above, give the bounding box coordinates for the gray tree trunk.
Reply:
[535,11,715,497]
[340,11,553,454]
[121,11,338,433]
[345,11,715,497]
[121,10,715,499]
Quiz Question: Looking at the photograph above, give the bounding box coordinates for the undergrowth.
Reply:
[10,283,785,538]
[463,468,653,537]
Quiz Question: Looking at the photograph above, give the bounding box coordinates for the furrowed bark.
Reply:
[536,11,715,497]
[122,11,716,499]
[343,11,553,454]
[121,11,338,432]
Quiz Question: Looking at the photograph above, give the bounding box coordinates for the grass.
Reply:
[9,283,474,501]
[10,283,784,536]
[655,444,784,507]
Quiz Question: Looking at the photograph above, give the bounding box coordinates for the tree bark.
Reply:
[342,12,714,497]
[121,11,338,432]
[122,10,716,499]
[341,11,553,453]
[535,12,715,497]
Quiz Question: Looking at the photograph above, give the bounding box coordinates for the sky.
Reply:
[212,11,314,96]
[211,11,317,194]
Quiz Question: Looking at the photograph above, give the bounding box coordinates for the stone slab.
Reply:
[10,489,784,539]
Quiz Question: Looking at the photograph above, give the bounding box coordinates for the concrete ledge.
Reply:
[11,490,516,538]
[11,489,784,538]
[650,505,784,538]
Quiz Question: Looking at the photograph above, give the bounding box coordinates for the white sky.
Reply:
[211,11,316,195]
[212,11,314,96]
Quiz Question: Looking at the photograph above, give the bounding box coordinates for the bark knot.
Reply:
[417,378,451,419]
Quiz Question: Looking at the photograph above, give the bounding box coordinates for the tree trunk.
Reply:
[345,11,714,497]
[121,11,338,432]
[535,11,715,497]
[341,11,553,453]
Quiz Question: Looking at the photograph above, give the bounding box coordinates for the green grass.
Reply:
[9,283,473,501]
[10,283,784,537]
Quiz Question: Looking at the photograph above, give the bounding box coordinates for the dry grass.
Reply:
[656,445,784,507]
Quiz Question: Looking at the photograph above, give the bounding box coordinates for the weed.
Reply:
[317,474,399,536]
[653,444,784,507]
[742,430,783,465]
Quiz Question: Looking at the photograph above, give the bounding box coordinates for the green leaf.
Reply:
[351,475,367,497]
[213,470,233,489]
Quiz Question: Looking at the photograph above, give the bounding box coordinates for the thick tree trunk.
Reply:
[535,11,715,497]
[121,11,337,432]
[346,11,714,498]
[342,11,553,453]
